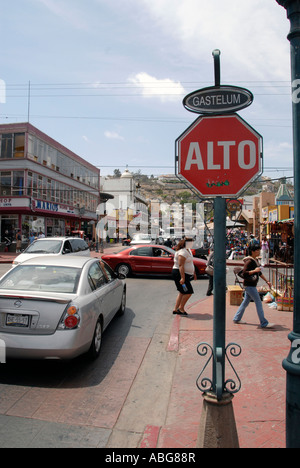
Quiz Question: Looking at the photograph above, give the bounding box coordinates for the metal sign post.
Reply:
[175,50,262,447]
[276,0,300,449]
[212,196,227,401]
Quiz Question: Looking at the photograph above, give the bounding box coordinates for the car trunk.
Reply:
[0,292,72,336]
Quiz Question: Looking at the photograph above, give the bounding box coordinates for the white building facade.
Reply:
[100,169,149,240]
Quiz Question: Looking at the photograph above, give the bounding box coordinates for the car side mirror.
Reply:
[117,273,126,280]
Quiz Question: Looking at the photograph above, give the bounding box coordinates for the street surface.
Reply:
[0,262,235,447]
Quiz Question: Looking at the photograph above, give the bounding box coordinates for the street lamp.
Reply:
[276,0,300,448]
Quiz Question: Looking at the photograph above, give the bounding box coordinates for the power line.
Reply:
[0,113,293,128]
[1,79,294,98]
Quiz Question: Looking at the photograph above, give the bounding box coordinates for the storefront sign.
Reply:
[35,201,59,212]
[269,209,278,222]
[0,198,30,208]
[32,199,76,215]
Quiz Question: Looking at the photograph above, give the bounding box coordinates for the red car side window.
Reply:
[130,247,152,257]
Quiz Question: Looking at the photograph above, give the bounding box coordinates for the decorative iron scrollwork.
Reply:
[196,341,242,397]
[196,343,214,393]
[224,343,242,394]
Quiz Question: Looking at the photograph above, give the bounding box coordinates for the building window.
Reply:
[38,175,43,199]
[27,171,33,196]
[22,215,45,240]
[0,134,13,159]
[0,133,25,159]
[12,171,24,196]
[14,134,25,158]
[32,173,38,198]
[0,172,12,196]
[51,180,55,202]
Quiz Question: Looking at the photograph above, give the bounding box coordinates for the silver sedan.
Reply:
[0,256,126,360]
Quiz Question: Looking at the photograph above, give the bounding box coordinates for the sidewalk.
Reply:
[142,294,291,449]
[0,252,18,264]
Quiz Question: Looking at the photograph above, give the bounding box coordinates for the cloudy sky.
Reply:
[1,0,294,181]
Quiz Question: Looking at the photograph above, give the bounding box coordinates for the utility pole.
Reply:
[276,0,300,448]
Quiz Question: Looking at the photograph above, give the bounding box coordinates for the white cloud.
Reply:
[104,131,125,141]
[128,72,186,102]
[139,0,290,82]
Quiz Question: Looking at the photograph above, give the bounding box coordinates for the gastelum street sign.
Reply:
[183,85,254,115]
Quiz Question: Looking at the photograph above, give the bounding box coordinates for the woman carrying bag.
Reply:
[172,238,197,316]
[233,244,274,329]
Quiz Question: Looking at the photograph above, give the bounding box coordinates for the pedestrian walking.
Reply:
[206,250,214,296]
[261,236,269,266]
[233,244,274,328]
[16,229,22,253]
[172,238,196,316]
[29,232,35,244]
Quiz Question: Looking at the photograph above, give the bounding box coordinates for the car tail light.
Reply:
[67,305,77,316]
[64,315,79,329]
[58,305,80,330]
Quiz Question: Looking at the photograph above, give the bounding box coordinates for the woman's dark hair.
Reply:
[175,238,186,251]
[249,243,261,253]
[175,237,193,251]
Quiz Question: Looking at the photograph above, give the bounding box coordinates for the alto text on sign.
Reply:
[185,140,257,171]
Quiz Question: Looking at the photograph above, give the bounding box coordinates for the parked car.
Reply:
[12,237,90,267]
[130,233,153,245]
[0,256,126,360]
[122,237,131,246]
[190,240,210,259]
[101,244,207,278]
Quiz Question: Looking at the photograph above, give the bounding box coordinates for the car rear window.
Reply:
[0,265,81,294]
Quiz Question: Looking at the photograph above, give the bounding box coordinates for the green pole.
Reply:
[212,196,227,400]
[276,0,300,448]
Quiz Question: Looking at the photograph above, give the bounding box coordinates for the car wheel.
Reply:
[116,263,131,277]
[88,318,103,359]
[117,288,126,316]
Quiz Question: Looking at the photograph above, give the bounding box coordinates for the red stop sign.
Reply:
[176,114,263,197]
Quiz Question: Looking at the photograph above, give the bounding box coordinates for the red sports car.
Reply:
[101,244,207,278]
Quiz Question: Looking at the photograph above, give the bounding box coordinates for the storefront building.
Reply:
[261,179,294,263]
[0,123,100,249]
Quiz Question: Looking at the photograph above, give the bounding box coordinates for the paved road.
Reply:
[0,263,221,448]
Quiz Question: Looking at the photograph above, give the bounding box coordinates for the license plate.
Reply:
[6,314,29,327]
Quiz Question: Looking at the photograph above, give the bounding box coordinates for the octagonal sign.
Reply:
[176,114,263,198]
